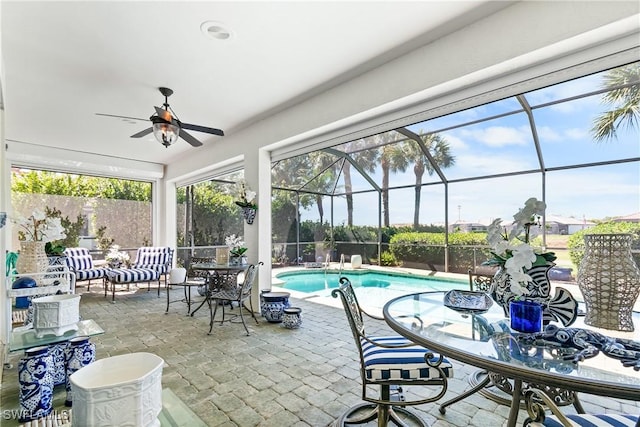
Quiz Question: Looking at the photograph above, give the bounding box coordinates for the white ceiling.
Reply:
[1,1,512,167]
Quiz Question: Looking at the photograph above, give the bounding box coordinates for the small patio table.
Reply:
[383,291,640,427]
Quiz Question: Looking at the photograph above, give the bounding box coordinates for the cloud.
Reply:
[564,128,588,140]
[536,126,562,142]
[442,134,467,151]
[454,153,537,175]
[459,126,529,147]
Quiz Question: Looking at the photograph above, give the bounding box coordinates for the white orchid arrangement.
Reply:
[234,179,257,209]
[13,208,66,242]
[225,234,247,257]
[484,197,556,295]
[105,245,130,266]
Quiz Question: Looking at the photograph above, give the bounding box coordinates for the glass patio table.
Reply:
[9,319,104,353]
[383,291,640,427]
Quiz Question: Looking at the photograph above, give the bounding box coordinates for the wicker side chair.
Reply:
[331,277,452,427]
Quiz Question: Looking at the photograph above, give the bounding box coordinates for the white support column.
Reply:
[1,93,8,346]
[243,147,272,312]
[153,177,166,246]
[164,181,177,265]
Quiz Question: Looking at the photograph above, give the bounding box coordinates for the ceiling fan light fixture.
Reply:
[152,120,180,148]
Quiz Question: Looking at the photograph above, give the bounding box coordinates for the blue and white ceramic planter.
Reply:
[282,307,303,329]
[261,292,290,323]
[18,345,54,422]
[49,343,67,386]
[64,336,95,407]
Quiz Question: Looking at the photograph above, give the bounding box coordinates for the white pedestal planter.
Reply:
[70,352,164,427]
[351,255,362,269]
[32,294,81,338]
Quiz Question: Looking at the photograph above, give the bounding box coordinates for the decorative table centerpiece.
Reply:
[485,197,578,328]
[225,234,248,266]
[105,244,130,268]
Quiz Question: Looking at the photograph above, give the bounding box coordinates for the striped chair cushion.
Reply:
[361,336,453,381]
[107,268,159,283]
[64,247,90,258]
[133,247,172,274]
[75,268,107,281]
[66,254,95,271]
[542,414,638,427]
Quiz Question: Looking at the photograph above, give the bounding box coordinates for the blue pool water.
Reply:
[275,269,467,295]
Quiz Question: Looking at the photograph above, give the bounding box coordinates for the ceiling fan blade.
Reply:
[154,106,173,123]
[96,113,148,121]
[131,127,153,138]
[181,122,225,136]
[179,129,203,147]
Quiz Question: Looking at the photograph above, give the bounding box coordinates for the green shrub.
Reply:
[380,250,399,266]
[389,232,491,273]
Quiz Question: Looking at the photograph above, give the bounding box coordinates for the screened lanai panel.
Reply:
[386,185,449,227]
[420,185,446,227]
[533,94,640,168]
[350,192,380,227]
[414,97,523,134]
[436,111,539,180]
[546,163,640,220]
[526,67,616,106]
[448,174,542,228]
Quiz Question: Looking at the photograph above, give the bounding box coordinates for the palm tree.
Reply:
[405,131,454,229]
[591,63,640,142]
[376,132,410,227]
[304,151,340,226]
[337,140,378,227]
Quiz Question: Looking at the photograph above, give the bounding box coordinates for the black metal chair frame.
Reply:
[209,262,262,336]
[331,277,449,427]
[523,387,639,427]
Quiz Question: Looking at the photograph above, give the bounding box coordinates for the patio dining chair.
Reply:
[331,277,453,427]
[209,262,262,336]
[165,267,203,315]
[523,387,639,427]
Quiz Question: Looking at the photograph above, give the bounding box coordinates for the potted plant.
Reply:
[225,234,248,265]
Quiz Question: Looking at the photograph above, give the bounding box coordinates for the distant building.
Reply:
[545,215,595,235]
[449,221,488,233]
[611,212,640,223]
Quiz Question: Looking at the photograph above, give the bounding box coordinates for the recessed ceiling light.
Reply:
[200,21,232,40]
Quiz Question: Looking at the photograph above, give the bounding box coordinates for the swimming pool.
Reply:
[274,269,468,309]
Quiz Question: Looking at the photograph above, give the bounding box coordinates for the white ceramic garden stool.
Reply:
[351,255,362,269]
[70,352,164,427]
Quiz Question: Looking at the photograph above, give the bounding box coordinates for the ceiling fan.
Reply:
[97,87,224,148]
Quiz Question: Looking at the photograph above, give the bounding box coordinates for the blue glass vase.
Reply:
[509,300,543,333]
